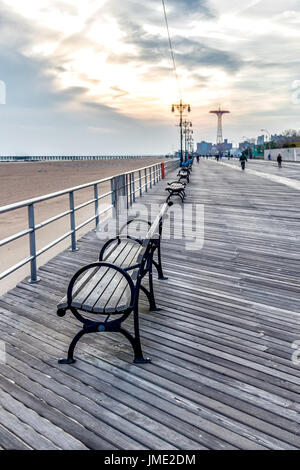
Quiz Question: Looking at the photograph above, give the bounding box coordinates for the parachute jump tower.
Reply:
[210,106,230,151]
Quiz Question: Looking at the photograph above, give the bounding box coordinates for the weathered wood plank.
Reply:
[1,161,300,449]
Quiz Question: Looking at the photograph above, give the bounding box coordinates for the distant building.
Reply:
[257,135,265,146]
[271,134,281,143]
[197,140,234,154]
[197,141,213,154]
[239,141,250,152]
[222,139,233,152]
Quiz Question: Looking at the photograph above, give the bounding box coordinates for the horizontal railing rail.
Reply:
[0,159,179,284]
[0,155,172,162]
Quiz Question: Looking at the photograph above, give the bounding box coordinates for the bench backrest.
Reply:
[101,201,172,271]
[142,202,170,244]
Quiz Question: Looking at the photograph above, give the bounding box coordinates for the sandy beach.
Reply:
[0,158,163,295]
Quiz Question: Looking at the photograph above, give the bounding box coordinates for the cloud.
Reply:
[110,86,129,99]
[166,0,215,19]
[105,9,243,75]
[0,1,151,154]
[173,37,242,72]
[0,0,299,153]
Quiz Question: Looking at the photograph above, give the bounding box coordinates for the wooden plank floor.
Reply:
[1,161,300,450]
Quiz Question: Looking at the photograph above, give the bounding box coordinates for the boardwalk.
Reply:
[0,160,300,450]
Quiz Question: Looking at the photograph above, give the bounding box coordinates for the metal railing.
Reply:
[0,155,168,162]
[0,159,179,284]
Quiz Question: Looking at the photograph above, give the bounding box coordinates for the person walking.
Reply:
[239,153,247,170]
[277,153,282,168]
[196,155,200,164]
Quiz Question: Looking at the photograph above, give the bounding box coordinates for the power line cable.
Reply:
[161,0,182,99]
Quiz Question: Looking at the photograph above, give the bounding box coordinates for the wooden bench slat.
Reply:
[103,239,134,265]
[57,240,132,311]
[71,243,135,310]
[96,241,147,313]
[116,282,133,312]
[57,266,99,310]
[79,242,142,312]
[104,240,136,266]
[101,239,119,261]
[72,266,109,310]
[104,239,144,268]
[92,242,145,313]
[92,275,131,313]
[169,183,184,189]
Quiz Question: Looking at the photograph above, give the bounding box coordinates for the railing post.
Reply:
[28,203,40,283]
[112,174,126,224]
[149,167,152,189]
[132,172,136,203]
[129,173,133,206]
[139,170,142,197]
[69,191,77,251]
[94,184,99,228]
[125,174,129,209]
[110,179,116,208]
[145,168,148,192]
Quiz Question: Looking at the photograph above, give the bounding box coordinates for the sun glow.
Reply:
[1,0,298,137]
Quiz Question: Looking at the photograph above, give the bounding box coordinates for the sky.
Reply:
[0,0,299,155]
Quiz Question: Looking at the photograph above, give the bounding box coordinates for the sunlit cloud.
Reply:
[0,0,299,153]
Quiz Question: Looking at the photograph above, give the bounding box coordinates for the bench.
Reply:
[117,216,168,282]
[177,167,190,183]
[165,181,186,202]
[181,158,194,171]
[57,201,172,365]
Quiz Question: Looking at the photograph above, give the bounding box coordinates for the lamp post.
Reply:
[172,100,191,165]
[183,120,193,160]
[189,130,194,154]
[261,129,271,150]
[190,135,194,154]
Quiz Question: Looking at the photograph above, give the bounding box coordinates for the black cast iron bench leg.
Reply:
[58,323,98,365]
[153,242,168,280]
[58,314,148,365]
[140,279,160,312]
[119,324,151,364]
[148,260,161,311]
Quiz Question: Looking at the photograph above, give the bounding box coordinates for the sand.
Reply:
[0,158,163,295]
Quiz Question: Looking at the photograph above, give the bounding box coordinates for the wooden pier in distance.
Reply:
[0,160,300,450]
